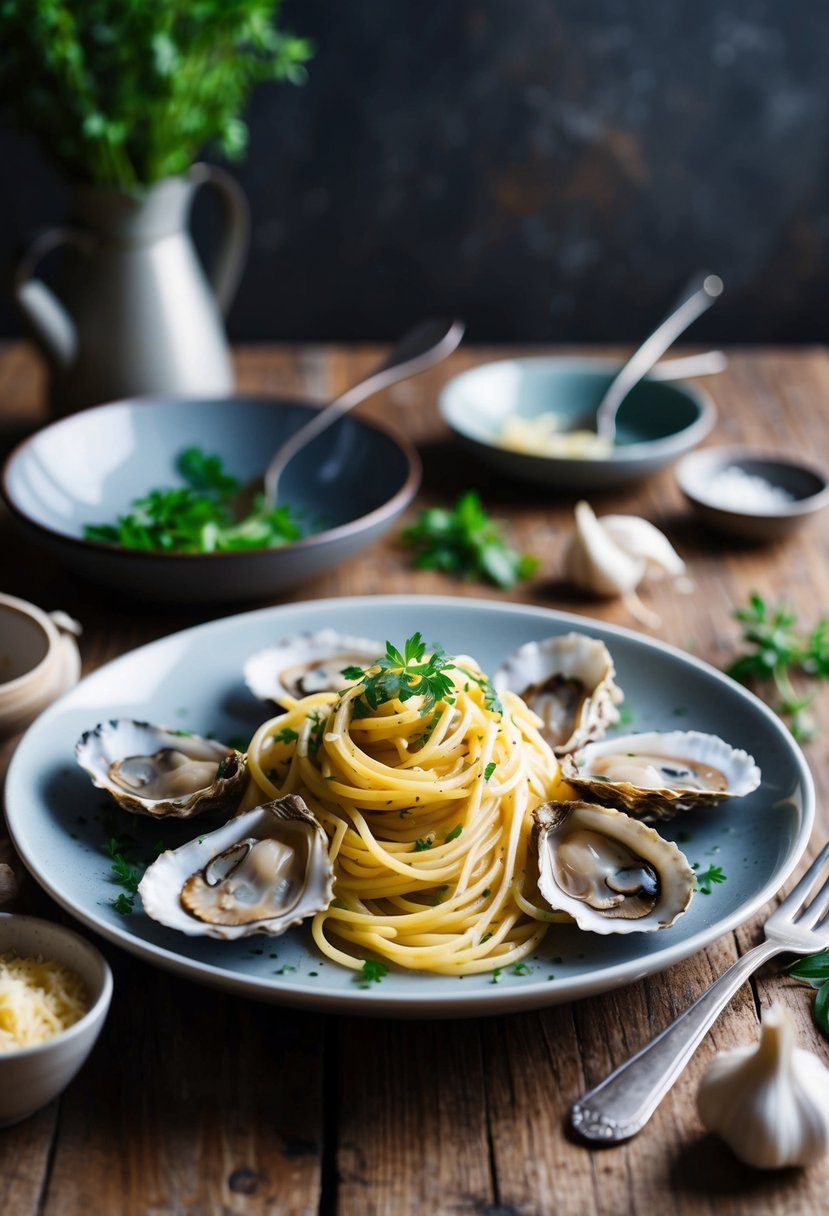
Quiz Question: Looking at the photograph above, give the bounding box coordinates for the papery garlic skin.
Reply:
[697,1003,829,1169]
[563,501,645,598]
[563,501,686,626]
[600,515,686,580]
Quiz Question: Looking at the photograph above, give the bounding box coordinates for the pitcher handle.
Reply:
[14,228,91,370]
[190,163,250,316]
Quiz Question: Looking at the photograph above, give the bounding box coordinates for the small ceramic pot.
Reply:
[0,593,82,738]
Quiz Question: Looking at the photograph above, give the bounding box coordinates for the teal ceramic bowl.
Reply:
[439,357,716,490]
[2,396,420,604]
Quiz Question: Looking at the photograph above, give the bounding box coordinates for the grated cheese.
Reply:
[0,952,88,1051]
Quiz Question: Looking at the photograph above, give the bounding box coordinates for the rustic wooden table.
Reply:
[1,343,827,1216]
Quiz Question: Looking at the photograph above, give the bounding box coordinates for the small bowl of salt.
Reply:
[676,446,829,540]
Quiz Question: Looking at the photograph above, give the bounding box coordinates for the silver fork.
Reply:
[570,841,829,1144]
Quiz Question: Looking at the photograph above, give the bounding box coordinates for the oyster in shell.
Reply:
[494,632,624,754]
[532,799,695,934]
[75,719,247,819]
[562,729,761,822]
[244,628,382,707]
[138,795,334,939]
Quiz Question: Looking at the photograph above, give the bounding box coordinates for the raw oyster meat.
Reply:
[138,794,334,939]
[75,719,247,818]
[532,799,695,934]
[494,632,624,754]
[244,628,382,707]
[562,729,761,822]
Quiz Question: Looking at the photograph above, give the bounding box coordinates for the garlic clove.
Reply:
[600,514,686,580]
[563,501,645,598]
[697,1003,829,1169]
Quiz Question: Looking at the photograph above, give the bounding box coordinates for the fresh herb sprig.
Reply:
[402,491,539,589]
[693,863,727,894]
[0,1,312,188]
[84,447,305,554]
[105,835,143,915]
[726,594,829,741]
[343,634,457,717]
[788,950,829,1038]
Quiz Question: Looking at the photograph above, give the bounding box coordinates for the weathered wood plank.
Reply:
[1,343,828,1215]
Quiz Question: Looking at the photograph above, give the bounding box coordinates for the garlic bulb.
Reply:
[563,501,687,625]
[697,1003,829,1169]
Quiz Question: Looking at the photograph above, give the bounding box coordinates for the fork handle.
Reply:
[570,939,782,1143]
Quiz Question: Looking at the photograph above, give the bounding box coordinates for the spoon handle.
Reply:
[595,275,723,441]
[263,318,464,507]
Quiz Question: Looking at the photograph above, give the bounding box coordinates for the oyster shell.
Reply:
[244,628,382,707]
[138,795,334,939]
[562,729,761,822]
[494,632,624,754]
[75,719,247,819]
[532,799,695,934]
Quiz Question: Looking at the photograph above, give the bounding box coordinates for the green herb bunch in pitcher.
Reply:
[0,0,312,187]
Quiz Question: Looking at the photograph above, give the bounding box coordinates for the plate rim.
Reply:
[4,594,815,1018]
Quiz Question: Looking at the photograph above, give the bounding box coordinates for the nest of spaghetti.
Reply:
[127,635,708,976]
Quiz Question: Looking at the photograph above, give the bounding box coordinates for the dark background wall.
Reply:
[2,0,829,344]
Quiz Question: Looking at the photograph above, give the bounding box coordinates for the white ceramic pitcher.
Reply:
[14,162,249,416]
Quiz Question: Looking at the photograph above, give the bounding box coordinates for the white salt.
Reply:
[706,465,794,512]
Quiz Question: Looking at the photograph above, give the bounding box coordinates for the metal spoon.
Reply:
[594,274,724,443]
[232,317,464,517]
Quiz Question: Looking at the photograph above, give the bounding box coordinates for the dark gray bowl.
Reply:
[2,396,420,603]
[676,446,829,540]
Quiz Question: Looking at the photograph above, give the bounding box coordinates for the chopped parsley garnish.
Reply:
[694,863,727,894]
[445,824,463,843]
[343,633,456,717]
[484,762,497,782]
[306,709,329,759]
[457,666,503,715]
[414,836,434,852]
[357,959,389,988]
[401,490,539,589]
[112,893,134,916]
[511,962,532,976]
[430,884,450,905]
[788,950,829,1038]
[272,726,300,745]
[726,593,829,741]
[107,838,142,895]
[83,446,306,553]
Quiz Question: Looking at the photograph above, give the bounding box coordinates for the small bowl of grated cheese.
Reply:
[0,914,112,1126]
[676,446,829,541]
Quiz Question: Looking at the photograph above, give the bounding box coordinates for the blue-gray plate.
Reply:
[3,595,813,1018]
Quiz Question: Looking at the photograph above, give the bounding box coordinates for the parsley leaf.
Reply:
[401,491,539,589]
[357,959,389,988]
[484,762,496,782]
[445,824,463,843]
[84,447,306,554]
[271,726,300,745]
[345,633,456,717]
[694,863,727,894]
[726,594,829,741]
